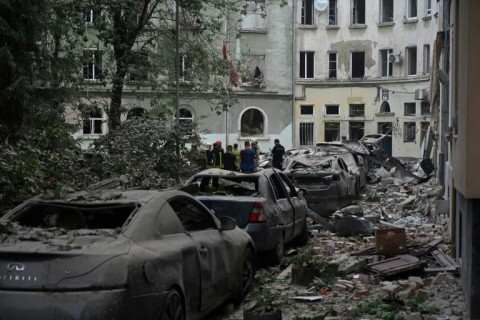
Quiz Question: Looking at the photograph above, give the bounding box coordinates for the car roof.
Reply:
[191,168,275,178]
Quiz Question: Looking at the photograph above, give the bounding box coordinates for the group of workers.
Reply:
[204,139,285,173]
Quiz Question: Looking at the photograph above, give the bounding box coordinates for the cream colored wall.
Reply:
[294,0,437,157]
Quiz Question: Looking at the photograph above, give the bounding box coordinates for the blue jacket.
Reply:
[240,147,256,172]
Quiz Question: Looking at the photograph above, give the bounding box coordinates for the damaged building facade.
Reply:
[294,0,438,158]
[433,1,480,318]
[72,1,295,151]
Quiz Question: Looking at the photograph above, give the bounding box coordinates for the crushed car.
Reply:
[0,189,255,320]
[184,168,309,265]
[283,155,357,218]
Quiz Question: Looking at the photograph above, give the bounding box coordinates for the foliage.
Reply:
[0,124,94,213]
[88,116,202,189]
[245,269,283,314]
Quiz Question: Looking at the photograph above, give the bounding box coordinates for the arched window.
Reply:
[240,108,265,136]
[127,107,146,119]
[380,101,391,113]
[175,108,194,124]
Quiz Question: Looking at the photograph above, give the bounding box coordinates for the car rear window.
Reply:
[192,176,259,196]
[9,203,138,230]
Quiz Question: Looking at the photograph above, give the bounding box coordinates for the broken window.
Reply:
[299,122,314,146]
[380,49,393,77]
[351,51,365,78]
[83,49,102,80]
[325,122,340,141]
[404,122,416,142]
[300,105,314,115]
[423,44,431,74]
[406,46,417,75]
[349,121,364,140]
[82,105,104,135]
[421,101,431,115]
[378,122,392,135]
[328,52,337,78]
[349,104,365,117]
[169,198,216,232]
[380,101,391,113]
[241,108,264,137]
[380,0,394,23]
[300,51,315,79]
[328,0,338,25]
[351,0,365,25]
[241,0,267,30]
[301,0,314,25]
[11,202,136,231]
[240,54,265,88]
[325,104,340,116]
[175,108,194,125]
[404,102,416,116]
[406,0,417,19]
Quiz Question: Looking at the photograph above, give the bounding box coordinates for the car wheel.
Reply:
[266,233,284,266]
[162,288,185,320]
[233,247,255,306]
[294,218,309,246]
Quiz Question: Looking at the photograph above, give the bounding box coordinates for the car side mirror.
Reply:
[297,188,307,198]
[219,216,236,231]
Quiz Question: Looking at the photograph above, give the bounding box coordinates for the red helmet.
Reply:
[215,140,222,147]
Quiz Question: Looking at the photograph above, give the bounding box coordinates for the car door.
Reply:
[277,171,307,237]
[267,173,295,240]
[168,197,230,313]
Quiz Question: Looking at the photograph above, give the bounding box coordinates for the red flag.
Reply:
[222,41,228,60]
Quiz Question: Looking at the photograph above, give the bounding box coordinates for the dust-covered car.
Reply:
[184,168,309,265]
[283,155,357,217]
[0,189,255,320]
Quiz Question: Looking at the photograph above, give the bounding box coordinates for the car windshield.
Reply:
[191,176,259,196]
[8,202,138,231]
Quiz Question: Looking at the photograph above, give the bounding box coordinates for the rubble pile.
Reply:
[214,174,469,320]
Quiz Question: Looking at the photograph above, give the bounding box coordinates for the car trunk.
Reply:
[195,196,262,228]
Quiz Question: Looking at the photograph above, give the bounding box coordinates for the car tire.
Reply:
[294,218,309,246]
[162,288,185,320]
[266,233,284,266]
[233,247,255,307]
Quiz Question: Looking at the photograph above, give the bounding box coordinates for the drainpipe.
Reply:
[291,0,296,149]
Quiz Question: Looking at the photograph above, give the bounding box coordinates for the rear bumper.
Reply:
[0,288,162,320]
[244,223,283,252]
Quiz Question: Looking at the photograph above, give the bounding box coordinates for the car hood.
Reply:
[0,228,130,290]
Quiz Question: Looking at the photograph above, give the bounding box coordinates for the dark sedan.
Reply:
[0,189,255,320]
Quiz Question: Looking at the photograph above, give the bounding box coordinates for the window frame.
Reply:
[425,0,432,17]
[349,104,365,117]
[299,51,315,79]
[83,49,102,81]
[406,0,417,19]
[300,105,314,115]
[240,107,266,137]
[404,122,417,142]
[404,102,416,116]
[299,122,314,146]
[380,49,393,77]
[324,122,340,142]
[82,107,104,135]
[301,0,315,25]
[406,46,417,76]
[351,0,366,25]
[351,51,365,78]
[421,101,431,115]
[328,0,338,26]
[325,104,340,116]
[240,54,266,88]
[349,121,365,140]
[379,0,394,23]
[241,0,267,31]
[328,52,337,79]
[423,44,431,75]
[377,122,392,135]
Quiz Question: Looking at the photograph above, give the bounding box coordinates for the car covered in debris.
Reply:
[315,141,367,192]
[283,155,357,217]
[0,189,255,320]
[184,168,309,265]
